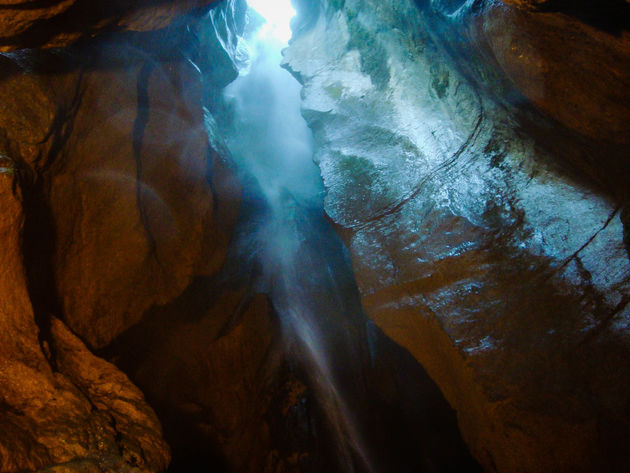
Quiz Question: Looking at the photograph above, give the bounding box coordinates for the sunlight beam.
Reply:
[247,0,296,43]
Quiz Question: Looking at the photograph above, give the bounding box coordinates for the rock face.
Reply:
[89,6,482,466]
[0,1,242,471]
[44,33,238,349]
[285,1,630,472]
[102,282,315,473]
[0,35,236,353]
[0,0,221,51]
[2,0,628,471]
[0,172,169,471]
[100,199,484,473]
[487,0,630,146]
[0,5,242,353]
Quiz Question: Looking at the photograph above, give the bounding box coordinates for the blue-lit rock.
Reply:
[285,1,630,472]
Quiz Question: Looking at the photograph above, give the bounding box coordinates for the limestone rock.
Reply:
[484,1,630,145]
[0,28,241,350]
[50,317,171,473]
[0,5,242,470]
[0,0,221,51]
[47,44,223,348]
[103,284,316,472]
[286,1,630,472]
[0,175,169,473]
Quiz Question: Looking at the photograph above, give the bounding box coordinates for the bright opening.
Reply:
[247,0,296,43]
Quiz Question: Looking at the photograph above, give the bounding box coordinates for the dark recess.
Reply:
[538,0,630,34]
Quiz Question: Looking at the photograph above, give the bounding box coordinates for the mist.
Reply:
[215,3,374,472]
[222,10,322,207]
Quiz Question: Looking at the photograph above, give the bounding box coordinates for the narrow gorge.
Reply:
[0,1,628,472]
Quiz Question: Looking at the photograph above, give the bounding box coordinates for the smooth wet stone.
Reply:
[286,1,630,471]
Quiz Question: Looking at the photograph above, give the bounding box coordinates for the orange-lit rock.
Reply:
[103,284,315,472]
[45,39,238,348]
[482,1,630,144]
[0,176,169,472]
[0,3,242,470]
[0,0,222,51]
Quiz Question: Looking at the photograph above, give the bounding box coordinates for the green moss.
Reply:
[336,154,375,189]
[324,82,345,100]
[347,20,391,90]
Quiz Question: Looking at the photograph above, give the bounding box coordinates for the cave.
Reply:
[0,0,629,472]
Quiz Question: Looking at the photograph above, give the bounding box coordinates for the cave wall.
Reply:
[0,171,169,472]
[1,0,629,471]
[0,1,243,471]
[0,0,222,51]
[285,1,630,472]
[481,0,630,147]
[0,1,365,471]
[43,33,238,349]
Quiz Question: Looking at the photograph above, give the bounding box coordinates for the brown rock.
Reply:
[483,2,630,144]
[0,34,240,349]
[0,0,221,51]
[0,174,169,473]
[104,285,313,472]
[50,317,170,472]
[0,8,240,470]
[500,0,553,8]
[48,53,221,348]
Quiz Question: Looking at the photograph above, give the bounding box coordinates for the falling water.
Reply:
[216,2,375,472]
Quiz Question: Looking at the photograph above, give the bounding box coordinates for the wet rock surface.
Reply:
[0,3,240,471]
[1,0,628,471]
[488,0,630,145]
[0,174,169,471]
[102,283,301,473]
[98,176,483,472]
[2,12,241,353]
[44,35,236,349]
[285,1,630,472]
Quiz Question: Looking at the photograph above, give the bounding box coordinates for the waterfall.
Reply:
[215,2,375,471]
